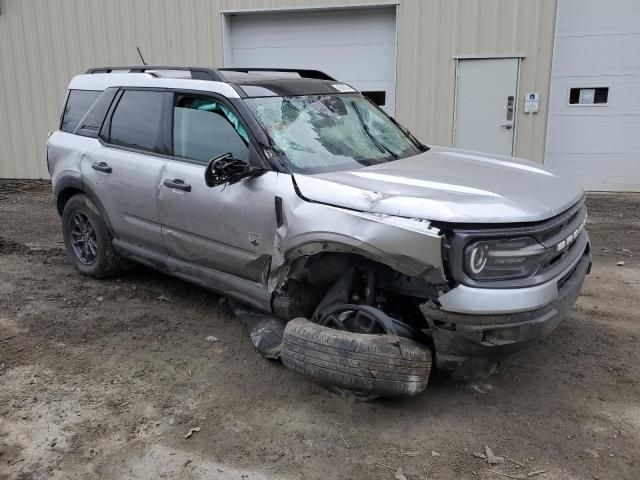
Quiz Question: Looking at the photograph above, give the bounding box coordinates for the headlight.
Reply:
[464,236,546,281]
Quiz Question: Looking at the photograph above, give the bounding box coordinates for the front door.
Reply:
[454,58,519,156]
[158,93,278,284]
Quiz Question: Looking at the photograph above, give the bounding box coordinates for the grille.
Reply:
[535,200,587,277]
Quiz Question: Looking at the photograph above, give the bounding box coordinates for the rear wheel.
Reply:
[62,194,122,278]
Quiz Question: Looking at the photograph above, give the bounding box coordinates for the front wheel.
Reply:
[281,318,432,398]
[62,194,122,278]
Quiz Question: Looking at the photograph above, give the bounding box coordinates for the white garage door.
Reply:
[545,0,640,192]
[224,7,397,115]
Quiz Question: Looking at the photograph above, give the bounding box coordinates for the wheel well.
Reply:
[273,252,442,329]
[56,187,84,215]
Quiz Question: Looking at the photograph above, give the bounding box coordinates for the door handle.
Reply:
[163,178,192,192]
[500,121,514,130]
[91,161,112,173]
[505,95,515,121]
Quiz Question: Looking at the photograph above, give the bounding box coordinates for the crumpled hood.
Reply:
[293,146,584,223]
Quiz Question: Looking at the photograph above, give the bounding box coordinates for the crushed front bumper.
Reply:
[421,248,591,380]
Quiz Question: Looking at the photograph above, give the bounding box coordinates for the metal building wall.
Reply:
[0,0,556,179]
[545,0,640,191]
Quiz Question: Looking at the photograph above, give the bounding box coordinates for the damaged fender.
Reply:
[268,175,447,296]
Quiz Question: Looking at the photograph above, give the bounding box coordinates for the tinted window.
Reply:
[76,88,118,138]
[173,96,249,163]
[61,90,101,133]
[110,90,167,153]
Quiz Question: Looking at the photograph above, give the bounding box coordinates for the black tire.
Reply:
[62,193,122,278]
[281,318,432,398]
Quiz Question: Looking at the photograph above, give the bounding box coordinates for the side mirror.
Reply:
[204,152,265,187]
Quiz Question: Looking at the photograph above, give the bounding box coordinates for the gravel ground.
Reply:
[0,186,639,480]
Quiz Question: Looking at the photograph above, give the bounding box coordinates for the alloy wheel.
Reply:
[69,212,98,265]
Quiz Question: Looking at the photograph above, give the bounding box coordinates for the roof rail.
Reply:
[218,68,336,81]
[84,66,337,82]
[85,65,226,82]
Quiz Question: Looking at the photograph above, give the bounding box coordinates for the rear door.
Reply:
[158,93,278,283]
[82,89,172,253]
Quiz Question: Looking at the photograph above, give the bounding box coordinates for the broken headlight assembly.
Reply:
[464,236,546,281]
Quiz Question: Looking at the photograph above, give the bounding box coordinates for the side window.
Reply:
[109,90,167,154]
[172,95,249,163]
[60,90,101,133]
[76,88,118,138]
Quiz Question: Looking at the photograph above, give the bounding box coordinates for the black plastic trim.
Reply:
[218,67,335,81]
[275,196,284,228]
[59,90,71,130]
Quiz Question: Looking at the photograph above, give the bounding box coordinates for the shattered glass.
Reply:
[246,94,421,174]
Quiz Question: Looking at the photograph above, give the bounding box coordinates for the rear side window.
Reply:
[61,90,101,133]
[75,88,118,137]
[173,95,249,163]
[109,90,167,154]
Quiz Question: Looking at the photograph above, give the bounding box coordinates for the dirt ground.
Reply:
[1,184,639,480]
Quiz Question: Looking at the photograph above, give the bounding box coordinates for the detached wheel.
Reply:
[281,318,432,398]
[62,194,122,278]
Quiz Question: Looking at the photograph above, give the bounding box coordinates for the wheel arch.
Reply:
[283,238,445,281]
[269,239,447,323]
[54,176,115,236]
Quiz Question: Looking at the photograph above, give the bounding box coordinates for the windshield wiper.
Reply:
[389,116,429,152]
[350,101,399,160]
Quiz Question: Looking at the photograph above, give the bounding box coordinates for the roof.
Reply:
[223,71,352,97]
[68,73,241,98]
[70,66,358,98]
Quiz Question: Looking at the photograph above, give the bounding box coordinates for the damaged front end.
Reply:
[255,177,591,384]
[267,177,450,343]
[420,245,590,380]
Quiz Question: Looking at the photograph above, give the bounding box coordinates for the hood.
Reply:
[293,146,584,224]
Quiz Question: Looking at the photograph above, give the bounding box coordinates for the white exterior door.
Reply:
[454,58,519,156]
[224,7,397,115]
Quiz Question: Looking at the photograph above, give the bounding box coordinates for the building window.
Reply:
[569,87,609,105]
[362,91,386,107]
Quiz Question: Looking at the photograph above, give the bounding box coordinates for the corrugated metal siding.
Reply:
[395,0,557,161]
[545,0,640,191]
[0,0,556,178]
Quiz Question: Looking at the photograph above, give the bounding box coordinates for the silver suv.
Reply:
[48,66,591,397]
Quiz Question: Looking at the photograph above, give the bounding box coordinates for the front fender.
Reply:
[283,214,445,280]
[269,178,447,293]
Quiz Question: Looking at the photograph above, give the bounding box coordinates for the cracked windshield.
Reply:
[246,94,422,174]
